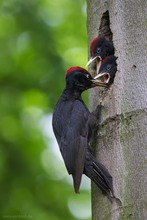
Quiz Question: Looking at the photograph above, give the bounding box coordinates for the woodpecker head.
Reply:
[65,66,107,91]
[86,36,114,75]
[94,55,117,85]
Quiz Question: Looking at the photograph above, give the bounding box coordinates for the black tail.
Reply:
[84,150,114,199]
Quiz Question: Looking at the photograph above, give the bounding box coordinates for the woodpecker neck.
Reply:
[62,88,82,99]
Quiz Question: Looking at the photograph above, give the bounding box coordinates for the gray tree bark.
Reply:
[87,0,147,219]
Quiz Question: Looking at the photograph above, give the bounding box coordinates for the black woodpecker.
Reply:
[52,66,114,199]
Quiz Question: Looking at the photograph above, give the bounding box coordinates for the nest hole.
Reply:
[98,11,113,41]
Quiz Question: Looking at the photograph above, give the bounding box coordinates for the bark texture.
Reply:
[87,0,147,219]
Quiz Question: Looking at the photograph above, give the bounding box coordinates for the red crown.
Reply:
[102,56,111,63]
[66,66,89,76]
[90,36,102,55]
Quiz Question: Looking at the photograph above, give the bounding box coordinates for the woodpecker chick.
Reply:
[94,55,117,85]
[52,66,114,199]
[87,36,114,76]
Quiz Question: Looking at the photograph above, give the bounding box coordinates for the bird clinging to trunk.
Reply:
[86,36,114,76]
[52,66,114,199]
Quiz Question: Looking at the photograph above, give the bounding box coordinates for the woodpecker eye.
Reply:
[86,74,90,78]
[106,64,111,71]
[96,47,101,54]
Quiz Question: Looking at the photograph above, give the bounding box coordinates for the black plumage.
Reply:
[90,36,114,60]
[86,36,115,76]
[94,55,117,85]
[52,66,114,198]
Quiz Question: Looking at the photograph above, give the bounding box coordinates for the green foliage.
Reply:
[0,0,91,219]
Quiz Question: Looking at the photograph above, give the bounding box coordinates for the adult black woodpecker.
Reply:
[86,36,114,76]
[52,66,114,199]
[94,55,118,85]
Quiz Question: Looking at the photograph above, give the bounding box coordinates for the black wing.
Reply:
[59,100,89,193]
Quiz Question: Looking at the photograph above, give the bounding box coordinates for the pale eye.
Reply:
[86,74,90,78]
[106,64,111,70]
[96,48,101,53]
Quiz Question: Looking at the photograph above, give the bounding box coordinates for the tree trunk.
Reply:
[87,0,147,219]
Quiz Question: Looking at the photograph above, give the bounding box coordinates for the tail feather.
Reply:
[84,150,114,198]
[72,173,80,193]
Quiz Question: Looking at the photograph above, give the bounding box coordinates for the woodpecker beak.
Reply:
[91,79,107,87]
[91,78,107,87]
[90,72,110,87]
[86,56,97,66]
[86,56,102,75]
[94,72,110,84]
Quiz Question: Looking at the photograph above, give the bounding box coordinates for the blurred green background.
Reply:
[0,0,91,219]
